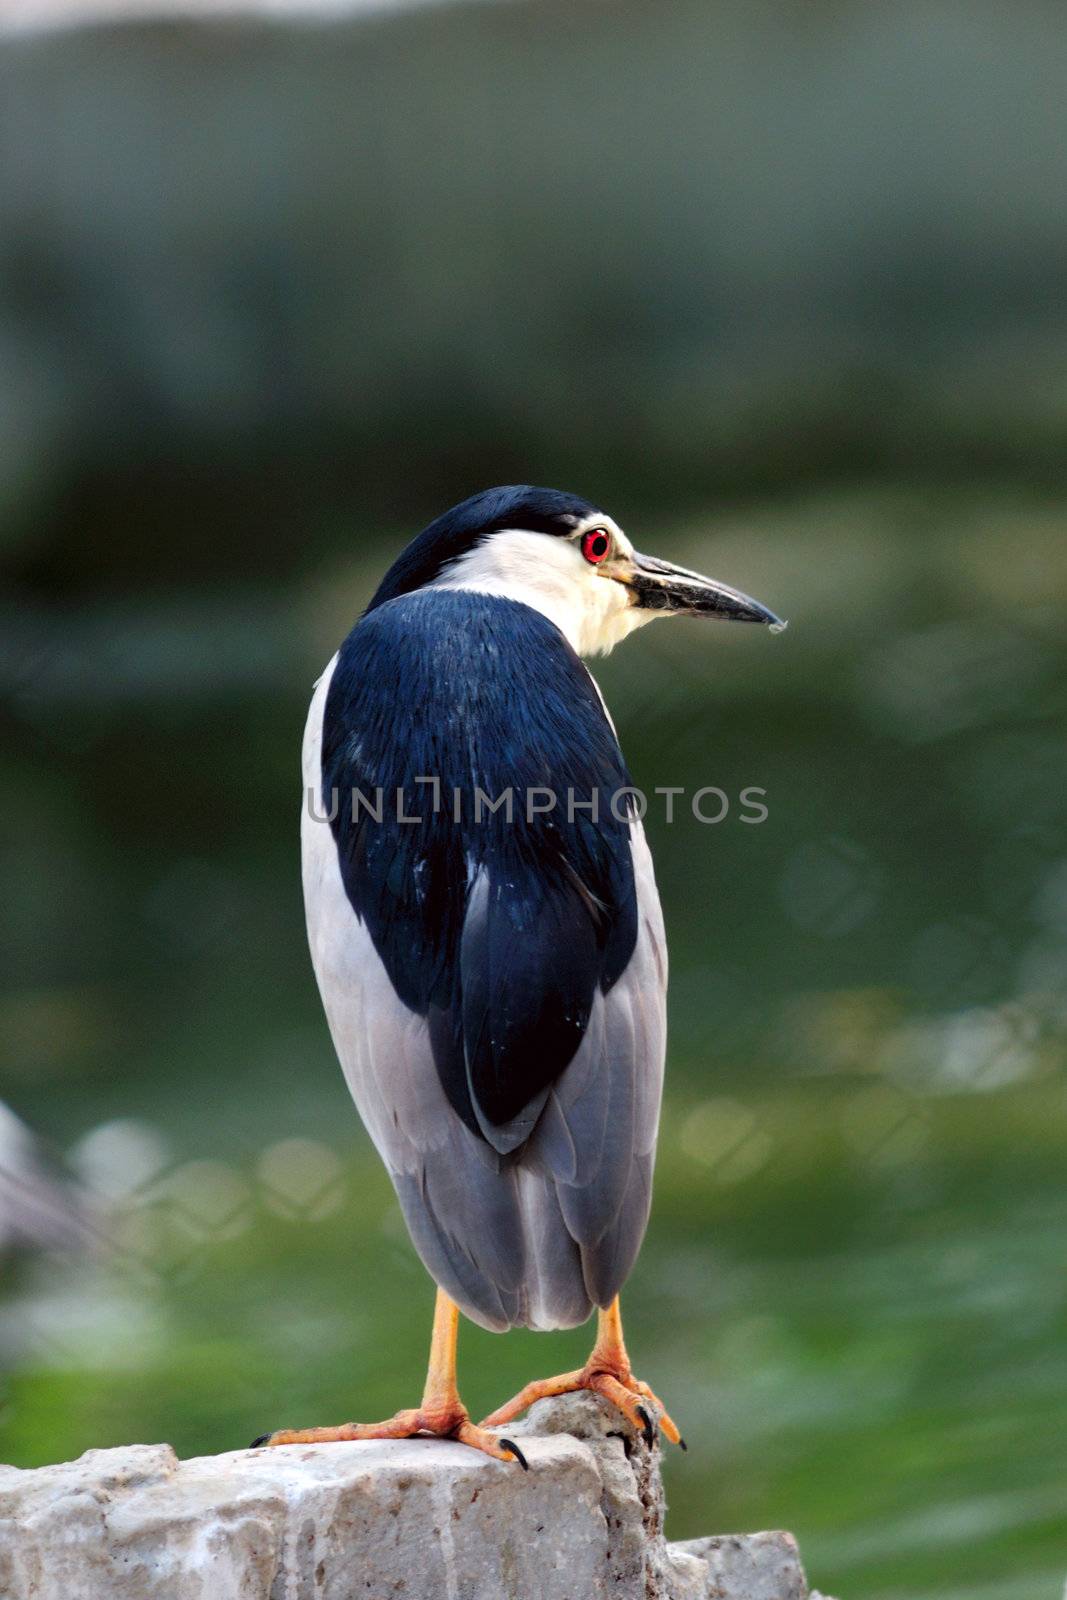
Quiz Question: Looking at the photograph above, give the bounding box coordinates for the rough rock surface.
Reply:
[0,1393,832,1600]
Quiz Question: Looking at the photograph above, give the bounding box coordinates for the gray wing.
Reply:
[302,658,667,1332]
[524,824,667,1311]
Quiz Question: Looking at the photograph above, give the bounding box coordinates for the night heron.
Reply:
[255,486,782,1465]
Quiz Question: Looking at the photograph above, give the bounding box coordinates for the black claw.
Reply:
[635,1405,656,1449]
[249,1434,273,1449]
[678,1436,688,1452]
[500,1437,528,1471]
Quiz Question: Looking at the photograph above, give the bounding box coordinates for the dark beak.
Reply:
[628,551,786,629]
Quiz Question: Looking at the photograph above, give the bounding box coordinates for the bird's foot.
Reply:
[251,1403,527,1467]
[480,1361,684,1450]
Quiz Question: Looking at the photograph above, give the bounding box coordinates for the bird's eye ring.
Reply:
[581,528,612,565]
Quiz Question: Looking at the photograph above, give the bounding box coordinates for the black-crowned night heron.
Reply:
[255,486,782,1466]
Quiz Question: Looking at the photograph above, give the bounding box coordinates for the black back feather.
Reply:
[322,589,637,1143]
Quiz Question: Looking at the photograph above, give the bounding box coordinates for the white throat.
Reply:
[430,527,654,657]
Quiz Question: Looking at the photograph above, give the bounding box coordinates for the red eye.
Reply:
[581,528,612,564]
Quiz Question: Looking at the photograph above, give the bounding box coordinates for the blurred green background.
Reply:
[1,3,1065,1597]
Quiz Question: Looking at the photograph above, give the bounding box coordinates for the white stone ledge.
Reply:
[0,1394,836,1600]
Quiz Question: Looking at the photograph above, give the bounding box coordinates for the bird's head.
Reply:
[369,485,785,657]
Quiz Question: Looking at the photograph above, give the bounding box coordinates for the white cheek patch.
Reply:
[432,527,652,657]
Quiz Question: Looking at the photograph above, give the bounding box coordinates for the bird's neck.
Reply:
[430,533,651,658]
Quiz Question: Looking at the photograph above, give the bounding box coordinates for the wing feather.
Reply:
[302,613,668,1332]
[530,824,666,1295]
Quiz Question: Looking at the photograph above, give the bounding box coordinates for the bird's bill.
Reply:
[625,551,786,629]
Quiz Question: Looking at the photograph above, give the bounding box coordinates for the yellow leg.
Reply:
[480,1296,684,1450]
[252,1288,527,1467]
